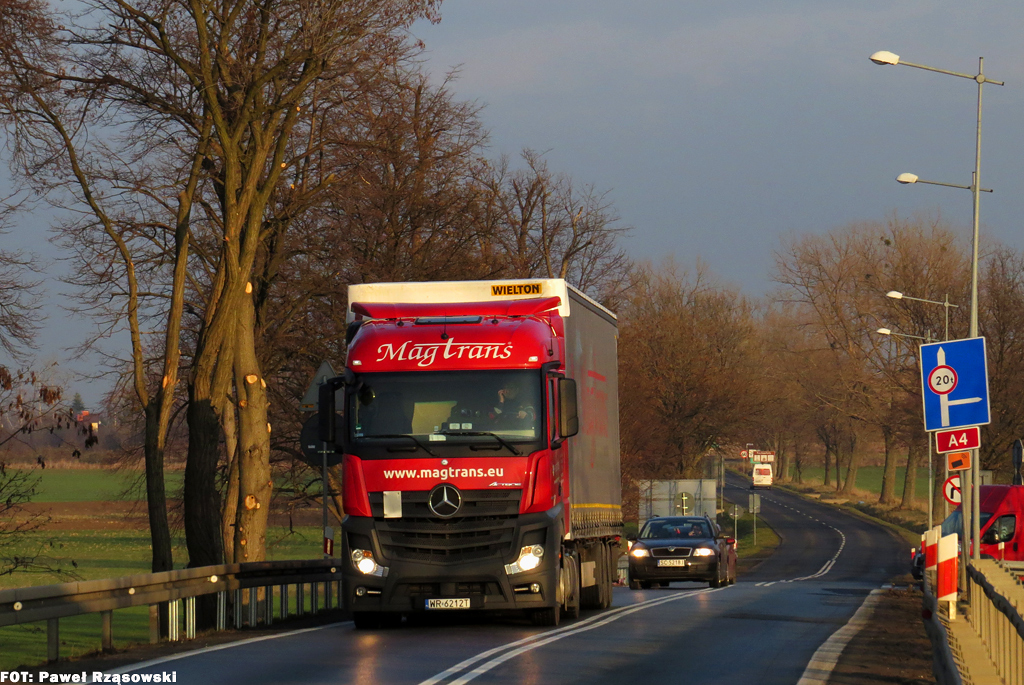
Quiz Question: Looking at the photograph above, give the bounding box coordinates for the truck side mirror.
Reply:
[559,378,579,438]
[318,382,337,443]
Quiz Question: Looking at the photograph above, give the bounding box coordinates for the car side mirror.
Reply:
[559,378,579,438]
[982,529,998,545]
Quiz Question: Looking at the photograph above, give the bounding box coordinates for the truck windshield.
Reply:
[350,370,543,445]
[940,509,994,539]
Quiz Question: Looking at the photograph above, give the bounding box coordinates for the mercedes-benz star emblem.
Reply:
[428,484,462,518]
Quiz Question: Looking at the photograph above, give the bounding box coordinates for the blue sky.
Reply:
[411,1,1024,293]
[11,0,1024,406]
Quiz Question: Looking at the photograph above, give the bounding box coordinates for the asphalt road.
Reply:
[116,478,907,685]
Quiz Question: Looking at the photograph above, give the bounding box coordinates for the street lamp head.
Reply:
[869,51,900,66]
[896,173,919,185]
[886,291,904,299]
[876,328,892,336]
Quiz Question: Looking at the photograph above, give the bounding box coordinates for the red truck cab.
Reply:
[325,280,623,628]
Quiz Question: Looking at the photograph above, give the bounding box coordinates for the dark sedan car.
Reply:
[627,516,737,589]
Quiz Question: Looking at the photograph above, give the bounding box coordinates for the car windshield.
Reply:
[639,519,712,540]
[941,509,993,539]
[350,370,543,443]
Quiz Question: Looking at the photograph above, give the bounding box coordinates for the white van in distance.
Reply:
[752,464,773,489]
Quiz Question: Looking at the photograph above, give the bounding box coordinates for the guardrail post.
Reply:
[101,610,113,652]
[216,591,227,631]
[297,583,305,616]
[185,596,196,639]
[47,618,59,662]
[280,584,289,619]
[149,605,160,644]
[264,586,273,625]
[337,580,342,609]
[168,600,180,641]
[234,589,243,630]
[311,581,319,614]
[248,587,257,626]
[325,579,332,609]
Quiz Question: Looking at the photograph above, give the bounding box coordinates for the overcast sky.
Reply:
[411,0,1024,293]
[13,0,1024,405]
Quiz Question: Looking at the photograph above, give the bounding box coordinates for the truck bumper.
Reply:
[342,509,561,613]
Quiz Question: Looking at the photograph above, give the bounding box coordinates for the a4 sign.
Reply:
[935,426,980,454]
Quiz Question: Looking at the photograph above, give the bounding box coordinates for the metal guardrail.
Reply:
[965,560,1024,685]
[0,559,345,663]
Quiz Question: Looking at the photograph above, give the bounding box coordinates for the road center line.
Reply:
[420,587,723,685]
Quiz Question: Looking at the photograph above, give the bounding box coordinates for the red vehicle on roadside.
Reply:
[318,280,623,628]
[940,485,1024,562]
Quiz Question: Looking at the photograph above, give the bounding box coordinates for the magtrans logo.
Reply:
[491,283,542,296]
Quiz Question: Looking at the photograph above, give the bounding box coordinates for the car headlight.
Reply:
[351,548,388,577]
[630,544,649,558]
[693,547,715,557]
[505,544,545,575]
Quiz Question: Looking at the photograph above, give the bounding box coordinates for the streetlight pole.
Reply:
[871,51,1004,566]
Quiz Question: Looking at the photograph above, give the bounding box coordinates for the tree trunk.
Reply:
[142,403,173,573]
[900,445,919,509]
[879,428,897,505]
[221,401,240,565]
[841,433,859,497]
[234,291,273,562]
[794,441,804,484]
[823,446,831,488]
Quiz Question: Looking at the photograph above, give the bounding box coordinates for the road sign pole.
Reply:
[322,441,330,559]
[927,433,934,529]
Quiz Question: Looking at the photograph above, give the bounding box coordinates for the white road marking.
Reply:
[99,621,352,677]
[796,589,885,685]
[419,587,724,685]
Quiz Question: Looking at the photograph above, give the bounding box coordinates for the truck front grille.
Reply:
[651,547,693,558]
[369,489,522,564]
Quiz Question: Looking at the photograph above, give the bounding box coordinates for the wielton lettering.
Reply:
[491,284,541,296]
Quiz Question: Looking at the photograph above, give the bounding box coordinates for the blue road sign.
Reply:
[920,337,990,431]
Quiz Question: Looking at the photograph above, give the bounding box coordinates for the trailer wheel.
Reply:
[597,541,612,609]
[530,603,561,627]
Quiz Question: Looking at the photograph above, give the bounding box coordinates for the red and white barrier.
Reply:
[924,526,940,572]
[936,532,958,620]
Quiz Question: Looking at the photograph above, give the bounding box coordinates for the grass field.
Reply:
[785,465,934,500]
[0,526,335,670]
[14,468,185,502]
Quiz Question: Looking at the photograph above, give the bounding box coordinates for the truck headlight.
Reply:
[630,544,649,558]
[351,548,388,577]
[504,544,545,575]
[693,547,714,557]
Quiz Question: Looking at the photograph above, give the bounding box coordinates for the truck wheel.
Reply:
[353,612,382,630]
[562,553,580,620]
[530,604,560,627]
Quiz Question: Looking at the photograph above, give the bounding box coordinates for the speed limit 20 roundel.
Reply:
[928,365,958,395]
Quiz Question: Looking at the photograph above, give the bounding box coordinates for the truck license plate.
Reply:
[425,598,471,610]
[657,559,687,567]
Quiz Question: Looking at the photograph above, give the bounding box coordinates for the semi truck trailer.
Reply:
[319,279,623,628]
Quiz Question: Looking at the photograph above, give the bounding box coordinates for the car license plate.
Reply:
[425,598,471,610]
[657,559,687,567]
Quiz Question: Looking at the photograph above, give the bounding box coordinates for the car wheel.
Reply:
[640,581,652,589]
[628,578,642,590]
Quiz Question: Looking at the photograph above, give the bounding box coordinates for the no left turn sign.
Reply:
[943,474,962,506]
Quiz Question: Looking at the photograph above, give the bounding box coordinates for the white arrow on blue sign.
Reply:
[919,337,990,431]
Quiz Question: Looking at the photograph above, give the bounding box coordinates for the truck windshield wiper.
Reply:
[367,434,437,457]
[440,430,521,456]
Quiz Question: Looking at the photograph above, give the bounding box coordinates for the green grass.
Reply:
[787,465,933,500]
[0,526,337,670]
[15,468,185,502]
